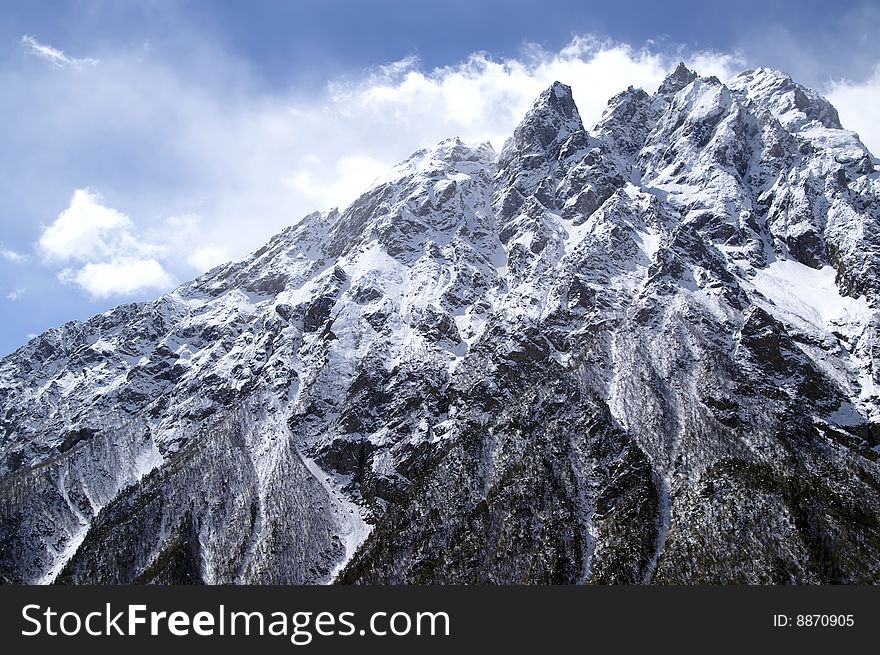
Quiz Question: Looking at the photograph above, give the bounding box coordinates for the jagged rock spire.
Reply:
[657,61,698,97]
[493,81,591,219]
[499,81,585,164]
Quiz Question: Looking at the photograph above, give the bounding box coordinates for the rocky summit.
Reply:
[2,64,879,585]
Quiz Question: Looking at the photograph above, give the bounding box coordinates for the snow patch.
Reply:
[300,454,371,584]
[750,259,872,332]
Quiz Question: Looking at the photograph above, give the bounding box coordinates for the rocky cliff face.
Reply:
[2,65,879,585]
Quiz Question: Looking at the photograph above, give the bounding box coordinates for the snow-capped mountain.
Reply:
[2,63,879,584]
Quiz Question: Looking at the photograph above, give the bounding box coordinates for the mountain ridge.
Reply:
[2,63,879,584]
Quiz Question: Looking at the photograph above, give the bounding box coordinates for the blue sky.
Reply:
[2,0,880,355]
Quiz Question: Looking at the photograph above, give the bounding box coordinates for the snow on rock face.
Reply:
[727,68,843,132]
[2,66,880,585]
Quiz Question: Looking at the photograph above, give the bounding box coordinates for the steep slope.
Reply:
[1,65,879,585]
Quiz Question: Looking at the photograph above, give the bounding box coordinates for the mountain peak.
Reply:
[494,81,590,216]
[657,61,698,96]
[542,80,578,114]
[499,81,585,165]
[727,67,843,130]
[522,81,581,133]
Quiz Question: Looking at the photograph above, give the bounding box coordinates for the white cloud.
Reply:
[38,189,236,297]
[154,215,230,272]
[58,258,173,299]
[5,289,25,301]
[327,38,742,150]
[40,189,175,297]
[1,247,26,263]
[20,35,98,69]
[10,37,746,306]
[186,246,230,272]
[38,189,150,263]
[288,154,390,209]
[828,66,880,157]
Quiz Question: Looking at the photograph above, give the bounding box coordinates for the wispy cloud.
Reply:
[5,289,25,301]
[37,189,233,298]
[58,258,172,299]
[324,38,744,165]
[1,247,26,263]
[280,38,742,219]
[20,35,98,69]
